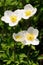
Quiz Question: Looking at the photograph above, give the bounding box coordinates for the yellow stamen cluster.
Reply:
[25,10,32,16]
[26,33,35,41]
[15,35,22,40]
[10,15,17,22]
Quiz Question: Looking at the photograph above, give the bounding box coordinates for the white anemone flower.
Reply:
[23,27,39,45]
[13,31,26,42]
[1,10,22,26]
[22,4,37,19]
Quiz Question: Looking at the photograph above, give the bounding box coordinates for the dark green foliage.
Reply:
[0,0,43,65]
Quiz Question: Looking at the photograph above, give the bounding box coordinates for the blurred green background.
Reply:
[0,0,43,65]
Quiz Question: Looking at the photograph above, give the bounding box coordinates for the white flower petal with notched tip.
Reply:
[1,16,10,23]
[27,27,34,33]
[14,9,23,18]
[30,39,39,45]
[1,10,22,26]
[22,4,37,19]
[4,10,13,16]
[24,4,34,10]
[13,31,26,42]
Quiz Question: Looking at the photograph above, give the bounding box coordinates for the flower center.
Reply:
[15,35,22,40]
[26,33,35,41]
[10,15,17,22]
[25,10,32,16]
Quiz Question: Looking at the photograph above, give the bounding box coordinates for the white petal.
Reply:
[14,9,23,19]
[33,29,39,38]
[17,31,26,40]
[18,31,26,35]
[13,32,25,42]
[14,9,21,16]
[24,4,34,10]
[31,39,39,45]
[22,15,30,19]
[1,16,10,23]
[30,8,37,17]
[21,40,30,45]
[9,21,18,26]
[27,27,34,33]
[13,33,17,41]
[4,10,13,16]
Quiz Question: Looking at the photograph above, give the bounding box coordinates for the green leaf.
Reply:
[25,0,30,3]
[31,45,36,50]
[6,60,11,64]
[19,54,27,58]
[38,55,43,60]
